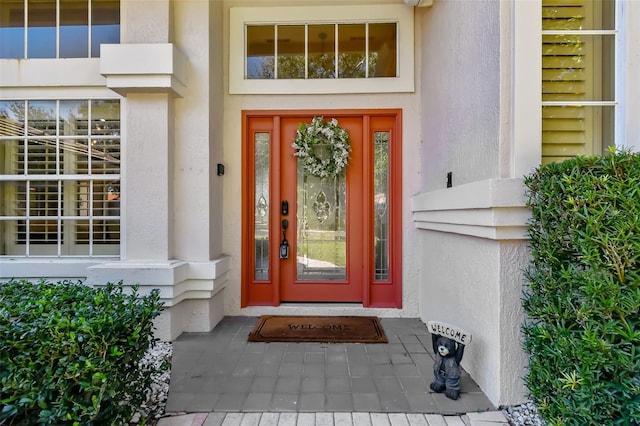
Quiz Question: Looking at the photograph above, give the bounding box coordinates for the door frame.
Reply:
[241,109,403,308]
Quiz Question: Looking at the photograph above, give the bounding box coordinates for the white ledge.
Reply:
[411,178,530,240]
[86,257,230,306]
[0,58,104,88]
[100,43,187,97]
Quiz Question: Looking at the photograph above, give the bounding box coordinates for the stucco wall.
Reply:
[413,0,528,406]
[172,0,225,262]
[418,0,501,191]
[221,1,422,317]
[416,229,528,407]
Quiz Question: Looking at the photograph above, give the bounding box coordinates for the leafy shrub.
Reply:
[523,149,640,425]
[0,280,163,425]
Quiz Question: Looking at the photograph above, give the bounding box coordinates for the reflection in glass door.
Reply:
[296,172,347,280]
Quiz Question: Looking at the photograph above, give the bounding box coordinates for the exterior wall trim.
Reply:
[411,178,530,240]
[229,4,415,94]
[86,256,230,307]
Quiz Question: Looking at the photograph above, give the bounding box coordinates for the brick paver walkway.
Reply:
[161,317,507,426]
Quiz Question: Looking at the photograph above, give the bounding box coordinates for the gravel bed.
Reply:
[502,401,545,426]
[130,341,173,425]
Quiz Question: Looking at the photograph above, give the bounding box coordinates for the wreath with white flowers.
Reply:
[292,116,352,178]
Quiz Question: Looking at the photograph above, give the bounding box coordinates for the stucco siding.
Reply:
[221,1,423,317]
[418,230,527,406]
[418,0,501,191]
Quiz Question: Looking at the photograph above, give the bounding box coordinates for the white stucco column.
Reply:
[85,0,229,341]
[123,93,174,260]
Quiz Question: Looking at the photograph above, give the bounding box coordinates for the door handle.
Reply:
[280,219,289,259]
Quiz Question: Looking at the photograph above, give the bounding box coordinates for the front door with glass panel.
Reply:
[242,111,402,307]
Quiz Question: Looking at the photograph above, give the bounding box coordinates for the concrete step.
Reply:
[156,411,509,426]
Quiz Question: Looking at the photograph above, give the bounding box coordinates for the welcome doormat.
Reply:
[247,315,388,343]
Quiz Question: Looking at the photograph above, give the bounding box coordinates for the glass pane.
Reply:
[254,132,270,280]
[75,181,90,215]
[277,25,304,79]
[91,0,119,57]
[91,180,118,216]
[297,171,346,280]
[29,180,59,217]
[66,219,89,254]
[542,105,614,159]
[91,99,120,135]
[27,100,56,136]
[89,138,119,174]
[0,0,25,58]
[369,23,396,77]
[247,25,274,79]
[374,132,389,281]
[27,0,56,58]
[542,0,614,31]
[0,219,27,255]
[0,139,22,175]
[60,100,88,136]
[0,100,26,136]
[27,219,60,254]
[60,0,88,58]
[308,24,335,79]
[60,139,88,174]
[542,34,614,102]
[338,24,365,78]
[26,139,57,174]
[92,219,120,244]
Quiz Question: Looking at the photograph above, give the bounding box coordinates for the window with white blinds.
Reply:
[542,0,616,164]
[0,99,120,257]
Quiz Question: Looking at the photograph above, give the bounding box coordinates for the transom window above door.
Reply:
[246,22,397,80]
[229,5,414,94]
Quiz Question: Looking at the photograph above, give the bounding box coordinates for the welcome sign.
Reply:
[427,321,472,345]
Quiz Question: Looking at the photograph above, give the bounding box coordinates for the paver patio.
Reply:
[165,317,495,417]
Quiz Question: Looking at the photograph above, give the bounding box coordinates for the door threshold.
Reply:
[240,304,402,318]
[280,302,364,307]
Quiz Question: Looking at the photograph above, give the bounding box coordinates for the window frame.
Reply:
[229,5,415,95]
[540,0,623,161]
[0,98,121,258]
[0,0,120,59]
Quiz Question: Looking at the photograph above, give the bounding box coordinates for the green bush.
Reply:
[523,149,640,425]
[0,280,163,425]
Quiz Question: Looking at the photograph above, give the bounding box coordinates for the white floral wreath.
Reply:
[292,116,352,178]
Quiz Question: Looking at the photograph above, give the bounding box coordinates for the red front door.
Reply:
[279,116,363,302]
[242,110,403,307]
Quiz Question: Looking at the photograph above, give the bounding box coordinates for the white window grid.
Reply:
[541,2,625,149]
[0,99,120,257]
[6,0,119,59]
[247,22,396,80]
[229,5,415,94]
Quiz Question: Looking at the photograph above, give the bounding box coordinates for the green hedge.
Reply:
[523,150,640,425]
[0,280,163,425]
